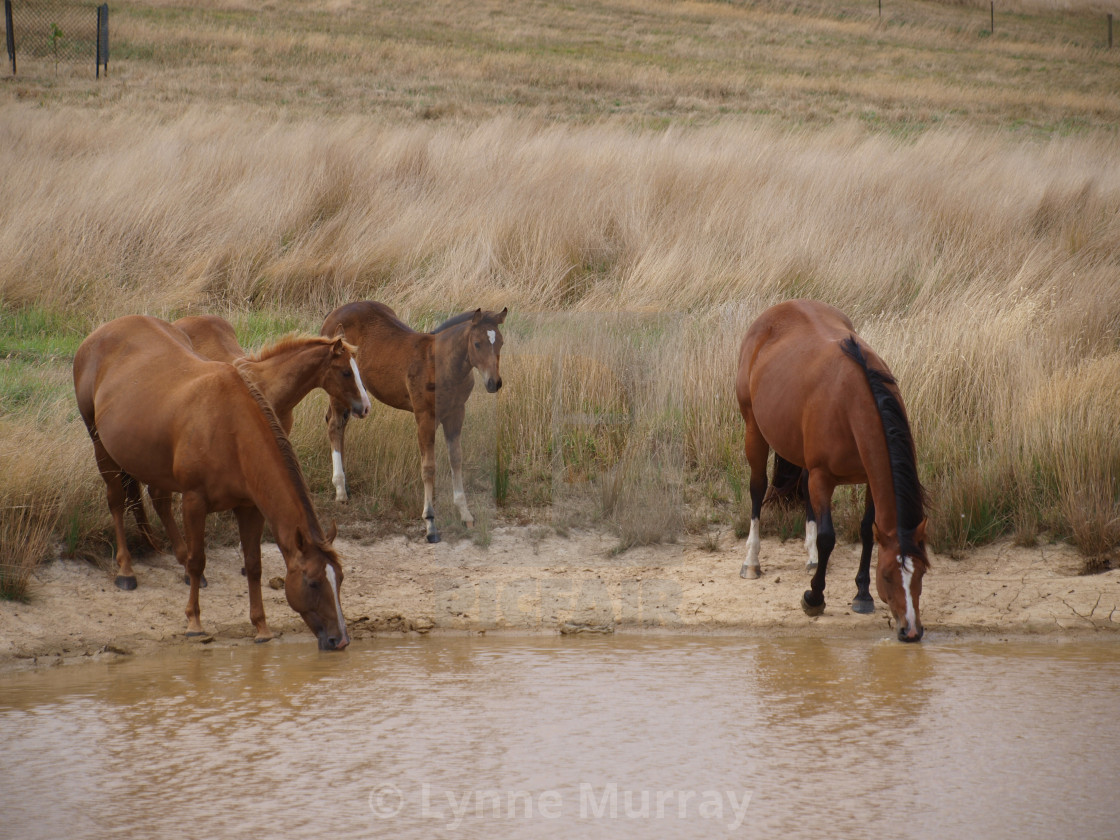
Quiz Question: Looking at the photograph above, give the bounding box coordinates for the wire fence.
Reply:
[4,0,107,75]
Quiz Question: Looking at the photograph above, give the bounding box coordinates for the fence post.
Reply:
[4,0,14,75]
[96,4,108,78]
[990,2,994,35]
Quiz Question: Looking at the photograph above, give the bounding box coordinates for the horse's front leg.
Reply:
[852,490,875,614]
[443,406,474,528]
[739,416,769,579]
[416,412,440,543]
[234,505,273,642]
[181,493,209,637]
[798,468,818,572]
[326,400,351,502]
[801,471,836,617]
[149,487,207,588]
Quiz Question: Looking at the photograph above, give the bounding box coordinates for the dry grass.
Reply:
[1,0,1118,575]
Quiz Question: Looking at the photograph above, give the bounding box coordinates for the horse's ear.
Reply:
[330,336,346,357]
[913,519,928,545]
[471,308,483,325]
[496,307,508,324]
[326,520,338,543]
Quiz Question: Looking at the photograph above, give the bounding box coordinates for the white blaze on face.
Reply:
[325,563,346,630]
[487,330,496,346]
[350,357,372,415]
[900,556,917,631]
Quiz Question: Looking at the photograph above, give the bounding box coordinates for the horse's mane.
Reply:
[233,359,330,547]
[840,336,927,561]
[246,333,356,363]
[430,311,476,334]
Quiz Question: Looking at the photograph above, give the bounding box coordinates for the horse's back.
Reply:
[173,314,244,362]
[738,300,878,477]
[322,301,414,340]
[321,301,427,411]
[74,315,261,488]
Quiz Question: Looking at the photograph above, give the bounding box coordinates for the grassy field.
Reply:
[2,0,1119,596]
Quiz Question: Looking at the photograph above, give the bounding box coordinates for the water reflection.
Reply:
[1,636,1118,840]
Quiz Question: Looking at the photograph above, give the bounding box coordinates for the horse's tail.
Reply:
[764,454,805,508]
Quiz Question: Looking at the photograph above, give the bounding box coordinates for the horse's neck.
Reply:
[432,326,474,384]
[239,425,321,559]
[241,345,323,419]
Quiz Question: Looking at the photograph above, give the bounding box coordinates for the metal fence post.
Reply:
[96,3,108,78]
[4,0,14,75]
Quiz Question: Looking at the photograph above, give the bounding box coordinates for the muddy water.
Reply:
[2,635,1118,839]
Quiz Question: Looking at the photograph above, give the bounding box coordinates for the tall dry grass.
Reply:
[2,110,1118,563]
[1,0,1118,572]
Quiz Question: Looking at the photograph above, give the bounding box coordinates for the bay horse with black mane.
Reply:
[120,314,371,580]
[321,301,507,543]
[73,315,350,650]
[736,299,929,642]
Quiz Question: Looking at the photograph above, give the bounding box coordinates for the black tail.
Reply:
[764,454,805,508]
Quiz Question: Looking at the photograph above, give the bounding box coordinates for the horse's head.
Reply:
[874,520,928,642]
[323,334,371,419]
[466,308,507,393]
[285,523,350,651]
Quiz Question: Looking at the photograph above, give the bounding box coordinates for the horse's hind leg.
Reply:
[739,414,769,580]
[801,470,837,617]
[90,439,137,590]
[443,405,474,528]
[417,412,440,543]
[234,505,272,642]
[326,400,351,503]
[852,489,875,614]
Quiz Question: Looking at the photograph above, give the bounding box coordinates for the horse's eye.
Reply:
[308,579,321,591]
[474,342,481,349]
[342,369,353,378]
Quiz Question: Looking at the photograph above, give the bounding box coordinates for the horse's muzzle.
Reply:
[486,377,503,393]
[898,624,924,643]
[318,631,350,651]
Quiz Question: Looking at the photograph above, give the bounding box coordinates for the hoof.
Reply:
[805,561,818,573]
[115,575,138,591]
[254,636,273,645]
[182,573,208,588]
[801,591,825,617]
[739,565,761,580]
[852,596,875,615]
[426,533,442,544]
[185,630,207,638]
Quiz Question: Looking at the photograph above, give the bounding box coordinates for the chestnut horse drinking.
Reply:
[121,315,371,572]
[736,299,929,642]
[321,301,507,543]
[73,315,350,650]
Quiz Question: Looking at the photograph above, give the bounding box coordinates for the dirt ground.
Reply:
[2,525,1118,672]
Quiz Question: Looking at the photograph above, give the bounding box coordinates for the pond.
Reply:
[2,634,1118,839]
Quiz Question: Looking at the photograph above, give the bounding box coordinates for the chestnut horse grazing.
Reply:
[321,301,507,543]
[736,300,929,642]
[73,315,350,650]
